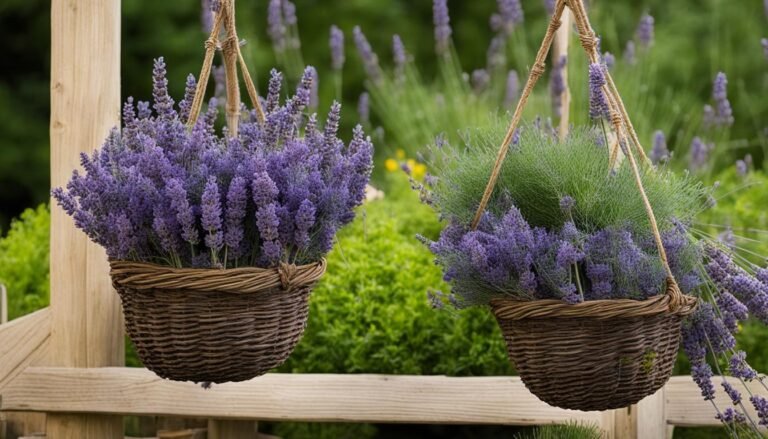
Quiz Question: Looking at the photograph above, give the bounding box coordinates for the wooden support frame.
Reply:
[48,0,124,437]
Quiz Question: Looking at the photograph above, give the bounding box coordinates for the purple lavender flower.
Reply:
[178,74,198,123]
[716,408,747,424]
[730,351,758,380]
[393,34,408,77]
[330,25,345,71]
[268,0,286,51]
[588,62,609,121]
[602,52,615,70]
[471,69,490,93]
[496,0,524,35]
[307,66,319,111]
[54,62,373,269]
[357,92,370,126]
[224,176,247,257]
[166,178,199,246]
[282,0,297,25]
[486,35,506,72]
[152,57,175,118]
[751,395,768,426]
[201,0,214,33]
[544,0,555,15]
[504,70,519,108]
[294,199,316,250]
[559,195,575,214]
[689,137,711,171]
[201,176,223,253]
[692,361,716,400]
[353,26,382,81]
[551,55,567,119]
[433,0,452,56]
[636,13,654,48]
[712,72,734,126]
[722,381,742,405]
[649,130,669,164]
[624,40,636,65]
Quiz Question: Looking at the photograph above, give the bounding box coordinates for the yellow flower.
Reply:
[396,149,406,160]
[413,163,427,179]
[406,159,417,171]
[385,158,399,172]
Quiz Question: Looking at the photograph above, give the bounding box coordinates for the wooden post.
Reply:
[636,388,667,439]
[552,6,571,138]
[0,284,7,324]
[47,0,124,438]
[208,420,257,439]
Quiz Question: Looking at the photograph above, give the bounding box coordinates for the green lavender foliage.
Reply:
[0,204,49,320]
[427,123,711,234]
[512,423,603,439]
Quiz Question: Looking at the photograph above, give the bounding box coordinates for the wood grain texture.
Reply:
[49,0,123,437]
[552,6,571,139]
[636,388,665,439]
[208,420,256,439]
[2,368,602,425]
[1,285,7,324]
[0,308,50,391]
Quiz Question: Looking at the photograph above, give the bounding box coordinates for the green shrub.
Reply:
[280,177,513,376]
[0,204,49,320]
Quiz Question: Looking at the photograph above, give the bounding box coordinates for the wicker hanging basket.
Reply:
[111,260,325,383]
[108,0,326,384]
[469,0,698,411]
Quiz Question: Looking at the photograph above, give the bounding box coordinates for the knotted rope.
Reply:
[186,0,266,135]
[471,0,693,313]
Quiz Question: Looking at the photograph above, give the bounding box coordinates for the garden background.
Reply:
[1,0,766,437]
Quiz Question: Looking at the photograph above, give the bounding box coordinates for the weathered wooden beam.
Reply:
[1,368,602,425]
[49,0,124,437]
[0,308,50,391]
[208,420,256,439]
[0,284,7,324]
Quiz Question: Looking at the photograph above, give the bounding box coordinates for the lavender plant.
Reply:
[52,61,373,269]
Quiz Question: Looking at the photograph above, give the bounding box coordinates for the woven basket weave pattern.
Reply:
[494,309,684,411]
[110,260,325,383]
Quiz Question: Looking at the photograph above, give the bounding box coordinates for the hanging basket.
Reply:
[111,259,326,383]
[466,0,699,410]
[491,279,696,411]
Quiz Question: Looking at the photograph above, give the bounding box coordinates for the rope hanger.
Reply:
[471,0,686,311]
[186,0,266,135]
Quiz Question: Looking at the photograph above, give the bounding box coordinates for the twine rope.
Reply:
[472,0,689,312]
[186,0,266,133]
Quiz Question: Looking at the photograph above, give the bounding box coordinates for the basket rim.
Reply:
[490,292,698,321]
[109,258,326,294]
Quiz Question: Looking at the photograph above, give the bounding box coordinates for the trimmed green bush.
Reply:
[0,204,49,320]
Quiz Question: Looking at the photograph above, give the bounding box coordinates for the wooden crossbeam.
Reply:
[0,308,50,391]
[2,368,602,425]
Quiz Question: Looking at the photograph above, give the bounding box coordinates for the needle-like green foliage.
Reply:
[426,122,712,234]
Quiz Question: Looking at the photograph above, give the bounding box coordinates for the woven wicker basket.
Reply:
[491,280,697,411]
[110,259,326,383]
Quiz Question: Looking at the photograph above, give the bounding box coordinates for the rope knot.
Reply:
[204,37,218,51]
[531,62,546,78]
[578,32,598,52]
[547,19,562,35]
[278,262,298,290]
[610,111,622,128]
[220,35,240,55]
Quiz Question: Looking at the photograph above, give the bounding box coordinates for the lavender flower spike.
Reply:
[752,395,768,426]
[762,38,768,61]
[649,130,669,164]
[267,0,286,51]
[358,92,370,126]
[636,13,654,48]
[471,69,490,94]
[393,34,408,78]
[689,137,711,171]
[624,40,636,65]
[353,26,382,81]
[152,57,175,118]
[551,55,567,119]
[201,176,223,253]
[433,0,452,56]
[602,52,615,70]
[330,25,345,71]
[497,0,524,35]
[588,63,609,121]
[504,70,519,108]
[713,72,734,126]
